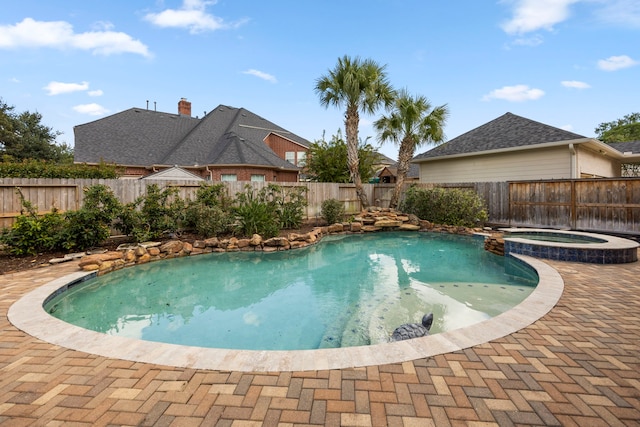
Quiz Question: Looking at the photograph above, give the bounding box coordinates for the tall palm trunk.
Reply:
[390,137,414,209]
[345,107,369,208]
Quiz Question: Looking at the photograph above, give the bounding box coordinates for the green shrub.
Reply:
[400,186,488,227]
[0,189,65,255]
[269,184,307,229]
[233,185,280,238]
[117,184,185,242]
[321,198,345,224]
[231,184,308,238]
[58,185,123,250]
[184,184,234,237]
[185,204,233,238]
[0,159,121,179]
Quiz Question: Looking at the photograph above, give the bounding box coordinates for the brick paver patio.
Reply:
[1,254,638,426]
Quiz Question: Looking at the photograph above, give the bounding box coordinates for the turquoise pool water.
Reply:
[505,231,607,244]
[45,233,538,351]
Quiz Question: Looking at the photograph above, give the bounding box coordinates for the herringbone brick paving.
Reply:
[0,256,638,426]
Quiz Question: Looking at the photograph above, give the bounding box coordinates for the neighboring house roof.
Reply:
[74,104,310,170]
[413,112,587,161]
[141,166,204,181]
[609,140,640,155]
[375,153,396,166]
[377,162,420,178]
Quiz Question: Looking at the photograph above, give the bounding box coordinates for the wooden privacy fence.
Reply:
[509,178,640,234]
[1,178,637,235]
[0,179,396,229]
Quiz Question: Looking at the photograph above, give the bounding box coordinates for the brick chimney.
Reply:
[178,98,191,116]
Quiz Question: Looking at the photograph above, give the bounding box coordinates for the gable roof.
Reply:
[74,104,310,170]
[413,112,587,161]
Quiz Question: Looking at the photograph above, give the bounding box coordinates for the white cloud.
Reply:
[593,0,640,28]
[561,80,591,89]
[44,81,89,96]
[0,18,151,57]
[560,124,574,131]
[510,34,544,47]
[73,103,109,116]
[242,69,277,83]
[597,55,638,71]
[91,21,115,31]
[144,0,248,34]
[88,89,104,97]
[501,0,579,35]
[482,84,545,102]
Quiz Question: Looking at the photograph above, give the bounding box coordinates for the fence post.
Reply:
[570,180,577,230]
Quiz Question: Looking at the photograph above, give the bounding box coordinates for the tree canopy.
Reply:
[375,89,449,208]
[0,98,72,163]
[314,55,395,207]
[595,112,640,143]
[305,130,379,183]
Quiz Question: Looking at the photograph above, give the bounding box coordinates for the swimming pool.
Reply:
[44,233,537,351]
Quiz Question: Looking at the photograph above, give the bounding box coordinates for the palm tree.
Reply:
[315,55,395,208]
[375,89,449,209]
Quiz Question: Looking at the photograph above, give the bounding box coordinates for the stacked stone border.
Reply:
[78,208,482,273]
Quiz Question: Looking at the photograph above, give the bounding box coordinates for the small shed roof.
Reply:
[141,166,204,181]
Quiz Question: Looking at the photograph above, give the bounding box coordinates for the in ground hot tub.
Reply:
[501,228,638,264]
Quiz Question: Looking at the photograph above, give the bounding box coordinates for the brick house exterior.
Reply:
[74,99,311,182]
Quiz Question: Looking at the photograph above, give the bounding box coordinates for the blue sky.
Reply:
[1,0,638,159]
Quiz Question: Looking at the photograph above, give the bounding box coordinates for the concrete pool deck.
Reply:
[1,254,639,425]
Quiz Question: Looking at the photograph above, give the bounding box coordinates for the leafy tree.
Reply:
[315,55,395,207]
[375,89,449,208]
[306,130,379,183]
[595,112,640,177]
[0,98,68,162]
[595,112,640,143]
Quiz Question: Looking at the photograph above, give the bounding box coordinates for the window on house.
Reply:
[221,174,237,182]
[251,174,265,182]
[285,151,295,164]
[297,152,306,167]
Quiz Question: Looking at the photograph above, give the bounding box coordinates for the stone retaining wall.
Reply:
[78,208,481,273]
[484,232,505,256]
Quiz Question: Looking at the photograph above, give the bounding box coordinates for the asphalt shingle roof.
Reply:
[74,104,310,170]
[413,112,587,161]
[609,140,640,154]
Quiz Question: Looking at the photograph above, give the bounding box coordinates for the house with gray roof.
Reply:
[74,99,311,181]
[413,112,640,183]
